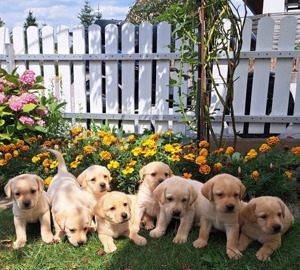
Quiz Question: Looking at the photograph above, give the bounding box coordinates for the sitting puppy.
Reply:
[238,196,294,261]
[77,165,111,208]
[4,174,53,249]
[93,191,141,253]
[129,161,173,245]
[193,173,246,259]
[46,149,93,247]
[149,176,203,243]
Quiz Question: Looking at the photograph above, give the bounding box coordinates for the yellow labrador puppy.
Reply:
[129,161,173,245]
[238,196,294,261]
[77,165,111,208]
[149,176,203,243]
[46,149,93,247]
[93,191,140,253]
[4,174,53,249]
[193,173,246,259]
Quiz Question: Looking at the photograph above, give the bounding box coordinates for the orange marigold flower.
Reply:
[21,145,29,151]
[213,162,223,172]
[199,164,211,175]
[42,158,52,168]
[43,140,53,147]
[71,127,83,137]
[247,149,258,159]
[13,150,19,157]
[214,148,224,155]
[168,154,180,162]
[259,143,271,152]
[183,153,195,161]
[16,140,25,148]
[37,135,43,141]
[86,130,91,137]
[99,151,111,160]
[291,147,300,156]
[28,137,37,143]
[0,159,7,166]
[285,171,293,179]
[70,161,81,169]
[165,130,173,136]
[195,156,207,166]
[199,148,208,157]
[127,135,135,142]
[83,145,93,154]
[251,171,259,181]
[182,173,192,179]
[199,140,209,148]
[266,136,280,145]
[225,146,234,155]
[4,153,12,160]
[149,133,161,140]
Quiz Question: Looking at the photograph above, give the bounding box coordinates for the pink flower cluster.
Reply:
[0,92,7,105]
[8,93,38,111]
[0,77,16,92]
[19,70,36,85]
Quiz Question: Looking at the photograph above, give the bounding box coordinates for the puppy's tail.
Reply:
[46,148,69,174]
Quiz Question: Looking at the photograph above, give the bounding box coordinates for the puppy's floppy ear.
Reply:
[189,185,198,206]
[93,200,106,219]
[241,200,257,223]
[239,182,246,200]
[153,183,166,205]
[277,198,286,218]
[77,170,87,187]
[34,175,45,193]
[201,180,214,201]
[139,165,146,180]
[53,212,66,231]
[126,195,132,210]
[169,168,173,177]
[4,178,14,198]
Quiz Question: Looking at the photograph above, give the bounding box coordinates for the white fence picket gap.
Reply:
[232,18,253,135]
[138,22,153,133]
[270,16,297,134]
[88,24,103,120]
[249,17,275,134]
[121,22,136,133]
[73,25,87,115]
[155,21,171,132]
[13,26,26,74]
[27,26,40,76]
[0,27,9,69]
[41,26,56,97]
[57,25,72,112]
[105,24,119,128]
[294,68,300,132]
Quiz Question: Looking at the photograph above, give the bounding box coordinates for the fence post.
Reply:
[5,44,15,72]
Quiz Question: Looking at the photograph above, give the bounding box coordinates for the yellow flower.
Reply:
[99,151,111,160]
[199,164,211,175]
[225,146,234,155]
[83,145,93,154]
[131,146,143,156]
[168,154,180,162]
[128,159,137,166]
[259,143,271,152]
[213,162,223,172]
[199,148,208,157]
[70,161,80,169]
[144,148,156,157]
[122,166,134,175]
[142,139,157,149]
[127,134,135,142]
[32,156,40,163]
[266,136,280,145]
[76,155,83,162]
[199,140,209,148]
[183,153,195,161]
[164,144,174,153]
[247,149,258,159]
[13,150,19,157]
[107,160,120,169]
[165,130,173,136]
[285,171,293,179]
[149,133,161,140]
[71,127,83,137]
[195,156,207,166]
[44,176,53,188]
[120,145,129,151]
[182,172,192,179]
[251,171,259,181]
[42,158,52,168]
[4,153,12,161]
[0,159,7,166]
[50,161,59,169]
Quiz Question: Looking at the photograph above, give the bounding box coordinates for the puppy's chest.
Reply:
[98,219,129,238]
[14,207,42,223]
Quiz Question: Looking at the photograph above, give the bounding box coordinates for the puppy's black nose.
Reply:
[23,201,31,208]
[100,182,106,189]
[77,241,85,246]
[226,204,235,212]
[173,210,181,217]
[272,224,281,233]
[121,212,128,220]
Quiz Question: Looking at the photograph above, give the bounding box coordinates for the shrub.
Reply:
[0,123,299,201]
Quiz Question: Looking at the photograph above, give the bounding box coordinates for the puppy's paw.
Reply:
[227,248,243,260]
[104,243,117,254]
[193,238,207,248]
[256,250,271,261]
[144,222,155,230]
[132,235,147,246]
[41,233,54,244]
[149,228,165,238]
[13,240,26,249]
[173,235,187,244]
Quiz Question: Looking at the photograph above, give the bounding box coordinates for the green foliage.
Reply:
[77,0,96,27]
[23,10,38,29]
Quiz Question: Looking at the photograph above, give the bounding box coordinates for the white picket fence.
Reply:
[0,18,300,137]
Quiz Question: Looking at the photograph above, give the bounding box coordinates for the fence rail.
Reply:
[0,18,300,137]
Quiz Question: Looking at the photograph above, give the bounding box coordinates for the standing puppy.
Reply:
[47,149,93,247]
[193,173,246,259]
[150,176,203,243]
[4,174,53,249]
[129,161,173,245]
[238,196,294,261]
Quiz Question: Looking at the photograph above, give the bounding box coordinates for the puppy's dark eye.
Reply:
[90,178,96,182]
[110,207,115,211]
[151,172,157,177]
[182,198,187,203]
[260,215,267,219]
[164,173,169,177]
[124,203,127,207]
[104,175,108,179]
[83,227,88,231]
[31,190,37,194]
[69,229,76,233]
[234,193,239,197]
[167,197,173,202]
[15,192,20,197]
[216,193,223,197]
[278,213,282,217]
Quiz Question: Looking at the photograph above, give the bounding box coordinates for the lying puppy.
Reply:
[93,191,141,253]
[149,176,203,243]
[46,149,93,247]
[129,161,173,245]
[4,174,53,248]
[193,173,246,259]
[77,165,111,208]
[238,196,294,261]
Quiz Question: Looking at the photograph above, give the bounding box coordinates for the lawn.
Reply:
[1,204,300,270]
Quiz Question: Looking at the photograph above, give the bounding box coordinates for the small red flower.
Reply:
[97,250,105,256]
[182,266,191,270]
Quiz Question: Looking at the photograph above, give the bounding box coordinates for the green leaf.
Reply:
[22,104,37,112]
[0,119,5,126]
[34,125,47,133]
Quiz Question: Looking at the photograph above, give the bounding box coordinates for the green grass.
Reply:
[1,207,300,270]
